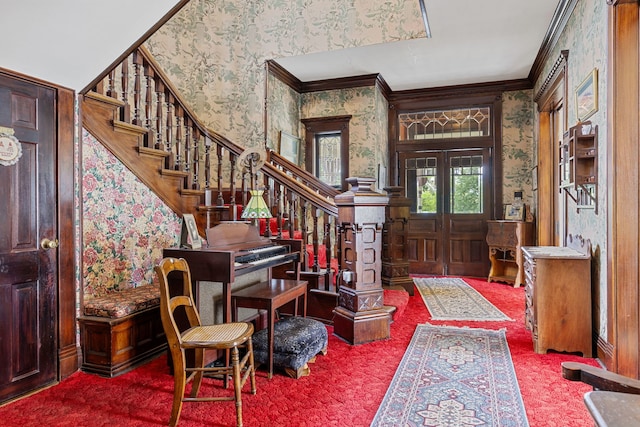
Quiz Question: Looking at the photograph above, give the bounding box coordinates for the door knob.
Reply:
[41,238,59,250]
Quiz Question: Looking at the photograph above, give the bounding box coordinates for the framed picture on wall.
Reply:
[576,68,598,122]
[278,131,300,165]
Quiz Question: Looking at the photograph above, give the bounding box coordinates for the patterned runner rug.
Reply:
[414,277,512,321]
[371,324,529,427]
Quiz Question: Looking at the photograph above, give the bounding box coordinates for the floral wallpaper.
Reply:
[82,129,181,297]
[502,90,535,207]
[301,87,388,179]
[145,0,422,152]
[267,72,302,152]
[533,0,608,335]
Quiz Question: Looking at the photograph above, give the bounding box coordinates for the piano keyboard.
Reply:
[235,245,288,264]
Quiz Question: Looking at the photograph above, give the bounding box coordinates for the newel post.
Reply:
[333,177,391,344]
[381,186,414,295]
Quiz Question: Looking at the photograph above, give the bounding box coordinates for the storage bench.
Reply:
[78,285,166,377]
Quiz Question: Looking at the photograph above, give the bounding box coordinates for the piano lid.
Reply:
[205,221,270,250]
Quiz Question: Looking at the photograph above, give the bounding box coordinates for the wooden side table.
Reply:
[231,278,308,378]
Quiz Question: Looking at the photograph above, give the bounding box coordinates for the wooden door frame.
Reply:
[534,50,568,247]
[1,68,78,380]
[606,0,640,377]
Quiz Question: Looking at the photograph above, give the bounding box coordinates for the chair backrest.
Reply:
[155,257,202,352]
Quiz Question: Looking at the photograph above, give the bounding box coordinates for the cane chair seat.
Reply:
[155,257,257,427]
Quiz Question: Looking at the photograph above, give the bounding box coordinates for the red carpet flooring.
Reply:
[0,277,598,426]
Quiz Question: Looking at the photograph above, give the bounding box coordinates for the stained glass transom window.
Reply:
[399,107,491,140]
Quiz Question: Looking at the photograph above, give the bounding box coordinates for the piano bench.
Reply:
[253,317,328,379]
[78,285,167,377]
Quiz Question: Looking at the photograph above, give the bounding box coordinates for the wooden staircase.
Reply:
[83,91,202,215]
[80,46,343,323]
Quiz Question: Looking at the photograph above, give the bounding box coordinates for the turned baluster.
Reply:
[275,184,283,238]
[301,200,309,254]
[164,92,174,170]
[174,105,183,171]
[120,58,130,122]
[143,64,155,147]
[311,207,320,272]
[216,145,224,206]
[204,137,211,189]
[263,177,272,237]
[229,153,238,209]
[132,52,143,126]
[155,80,164,150]
[105,69,116,98]
[184,117,192,188]
[191,127,201,190]
[287,191,297,239]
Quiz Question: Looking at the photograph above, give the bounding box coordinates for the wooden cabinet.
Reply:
[521,244,592,357]
[486,220,533,287]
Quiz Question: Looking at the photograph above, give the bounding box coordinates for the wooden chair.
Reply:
[562,361,640,426]
[155,257,257,427]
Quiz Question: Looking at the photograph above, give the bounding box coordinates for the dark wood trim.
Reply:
[606,0,640,377]
[266,59,303,92]
[529,0,579,84]
[534,50,569,104]
[57,86,79,379]
[300,74,391,98]
[388,79,531,103]
[80,0,191,94]
[301,116,351,192]
[266,60,392,99]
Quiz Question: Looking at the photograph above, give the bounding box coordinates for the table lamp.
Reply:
[241,189,272,220]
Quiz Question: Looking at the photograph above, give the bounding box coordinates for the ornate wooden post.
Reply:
[381,186,414,295]
[333,177,391,344]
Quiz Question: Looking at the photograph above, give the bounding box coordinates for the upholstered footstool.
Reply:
[253,317,328,379]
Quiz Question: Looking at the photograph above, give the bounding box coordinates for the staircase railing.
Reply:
[84,45,339,276]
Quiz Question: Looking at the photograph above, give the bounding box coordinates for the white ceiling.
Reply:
[1,0,180,91]
[277,0,562,91]
[2,0,560,92]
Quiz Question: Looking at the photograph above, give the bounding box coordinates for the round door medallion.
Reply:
[0,133,22,166]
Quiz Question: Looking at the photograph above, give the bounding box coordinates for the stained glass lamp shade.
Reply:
[241,190,272,219]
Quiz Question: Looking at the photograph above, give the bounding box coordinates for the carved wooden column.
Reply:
[381,186,414,295]
[333,177,391,344]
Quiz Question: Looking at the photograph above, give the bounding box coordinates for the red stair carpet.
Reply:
[0,277,598,426]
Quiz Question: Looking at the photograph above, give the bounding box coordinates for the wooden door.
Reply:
[401,149,490,276]
[0,74,58,402]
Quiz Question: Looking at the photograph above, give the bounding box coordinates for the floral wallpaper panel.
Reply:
[82,129,181,297]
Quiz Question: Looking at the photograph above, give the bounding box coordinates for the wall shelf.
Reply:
[559,122,598,212]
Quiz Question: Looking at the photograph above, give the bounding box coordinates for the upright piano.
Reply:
[163,221,303,324]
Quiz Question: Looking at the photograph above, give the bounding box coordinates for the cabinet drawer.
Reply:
[486,221,518,246]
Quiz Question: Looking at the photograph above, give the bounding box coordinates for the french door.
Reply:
[400,148,491,277]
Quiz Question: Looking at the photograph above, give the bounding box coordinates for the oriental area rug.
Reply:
[371,324,529,427]
[414,277,512,321]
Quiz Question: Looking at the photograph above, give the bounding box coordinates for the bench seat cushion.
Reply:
[253,317,328,371]
[83,285,160,319]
